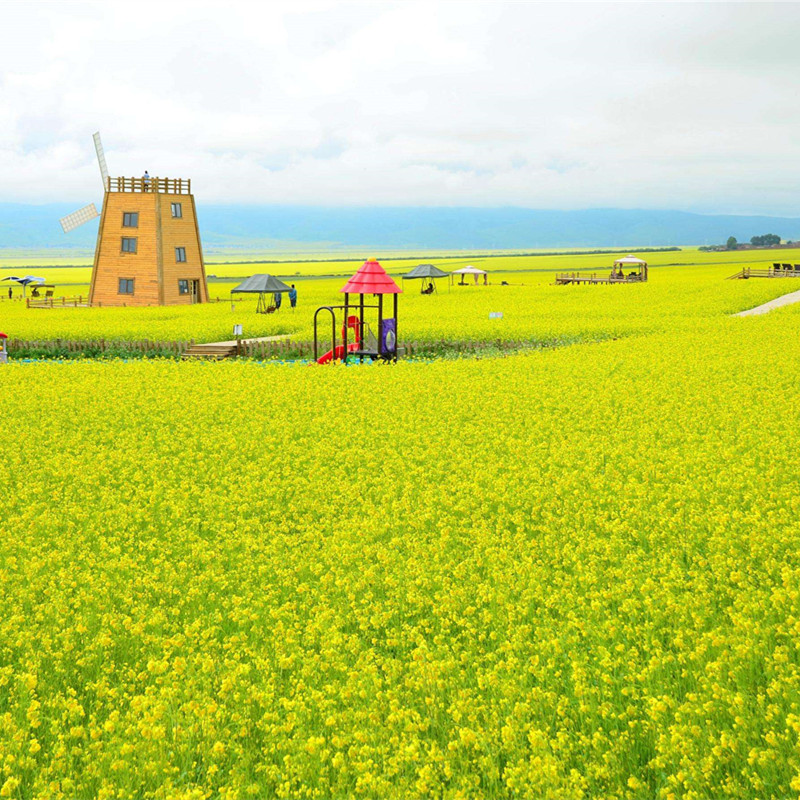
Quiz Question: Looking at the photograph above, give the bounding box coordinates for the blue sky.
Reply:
[2,1,800,214]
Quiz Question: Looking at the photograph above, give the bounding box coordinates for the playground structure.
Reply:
[556,255,648,285]
[230,274,293,313]
[314,259,402,364]
[728,263,800,280]
[403,264,449,294]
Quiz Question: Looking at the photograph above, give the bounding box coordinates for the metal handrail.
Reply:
[313,306,337,363]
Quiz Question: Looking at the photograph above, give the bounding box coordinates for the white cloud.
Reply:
[1,0,799,213]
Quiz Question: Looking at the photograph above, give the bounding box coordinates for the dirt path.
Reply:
[735,288,800,317]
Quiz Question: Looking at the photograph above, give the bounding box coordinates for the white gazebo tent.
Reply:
[451,265,488,286]
[612,255,648,282]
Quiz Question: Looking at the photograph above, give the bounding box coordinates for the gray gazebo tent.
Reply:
[402,264,449,294]
[231,274,293,314]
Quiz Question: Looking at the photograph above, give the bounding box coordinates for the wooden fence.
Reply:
[6,337,543,360]
[108,176,191,194]
[7,339,193,357]
[727,266,800,280]
[27,296,91,308]
[238,338,541,359]
[24,296,231,308]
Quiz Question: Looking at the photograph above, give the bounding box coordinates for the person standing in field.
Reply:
[274,292,282,310]
[289,284,298,308]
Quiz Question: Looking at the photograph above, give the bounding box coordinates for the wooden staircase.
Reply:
[182,342,238,360]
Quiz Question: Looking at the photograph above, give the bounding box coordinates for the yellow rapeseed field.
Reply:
[0,256,796,346]
[1,265,800,798]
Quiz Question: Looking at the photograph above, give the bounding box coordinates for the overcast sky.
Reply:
[2,1,799,214]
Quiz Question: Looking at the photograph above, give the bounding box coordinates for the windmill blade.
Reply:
[60,203,99,233]
[93,131,109,190]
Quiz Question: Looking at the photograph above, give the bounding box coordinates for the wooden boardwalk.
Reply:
[555,273,645,285]
[728,265,800,280]
[203,334,293,347]
[182,334,293,360]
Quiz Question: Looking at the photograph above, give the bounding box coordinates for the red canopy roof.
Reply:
[340,259,402,295]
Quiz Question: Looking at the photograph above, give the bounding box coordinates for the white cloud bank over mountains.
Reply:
[2,1,800,214]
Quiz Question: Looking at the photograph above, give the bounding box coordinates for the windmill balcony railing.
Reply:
[107,176,192,194]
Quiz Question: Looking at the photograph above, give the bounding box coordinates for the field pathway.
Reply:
[735,288,800,317]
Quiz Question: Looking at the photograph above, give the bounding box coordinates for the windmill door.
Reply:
[190,280,200,304]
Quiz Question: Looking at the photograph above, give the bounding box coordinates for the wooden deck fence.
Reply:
[107,176,191,194]
[555,273,646,285]
[727,265,800,279]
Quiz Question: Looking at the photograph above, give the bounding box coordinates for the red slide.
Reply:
[317,315,361,364]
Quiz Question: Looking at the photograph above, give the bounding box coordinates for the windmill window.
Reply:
[175,247,187,263]
[118,278,134,294]
[122,212,139,227]
[178,279,189,295]
[171,203,182,218]
[121,237,137,253]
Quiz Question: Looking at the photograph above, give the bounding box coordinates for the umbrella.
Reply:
[3,275,45,297]
[2,275,46,284]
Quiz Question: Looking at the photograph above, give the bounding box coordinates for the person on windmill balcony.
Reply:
[142,170,151,192]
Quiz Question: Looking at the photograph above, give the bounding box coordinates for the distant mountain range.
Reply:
[1,203,799,255]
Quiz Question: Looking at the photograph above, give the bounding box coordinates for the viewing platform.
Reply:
[727,264,800,279]
[556,256,648,286]
[555,272,646,285]
[106,176,192,194]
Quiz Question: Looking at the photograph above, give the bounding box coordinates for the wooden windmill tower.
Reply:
[60,133,209,306]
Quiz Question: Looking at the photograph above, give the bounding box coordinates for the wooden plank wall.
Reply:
[90,190,209,307]
[91,193,161,306]
[159,193,208,304]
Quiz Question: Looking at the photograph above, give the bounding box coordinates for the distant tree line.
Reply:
[205,246,682,266]
[700,234,788,252]
[750,233,781,247]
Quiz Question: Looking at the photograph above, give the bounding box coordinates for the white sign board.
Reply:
[233,324,243,337]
